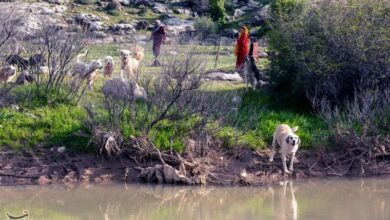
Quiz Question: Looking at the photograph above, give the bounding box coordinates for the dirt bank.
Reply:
[1,145,389,186]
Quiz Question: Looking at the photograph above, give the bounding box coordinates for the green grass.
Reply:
[0,42,330,152]
[0,104,89,152]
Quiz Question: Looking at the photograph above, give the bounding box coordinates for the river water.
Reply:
[0,178,389,220]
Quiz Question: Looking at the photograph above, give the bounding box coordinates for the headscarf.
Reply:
[153,20,163,34]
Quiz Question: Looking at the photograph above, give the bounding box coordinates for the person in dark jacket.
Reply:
[151,20,166,66]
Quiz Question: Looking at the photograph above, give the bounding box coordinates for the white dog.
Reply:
[71,50,103,90]
[118,47,144,80]
[103,56,114,78]
[269,124,301,173]
[0,64,16,83]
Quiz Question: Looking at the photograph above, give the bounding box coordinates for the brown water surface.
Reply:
[0,178,389,220]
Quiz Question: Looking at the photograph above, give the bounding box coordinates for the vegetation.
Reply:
[194,16,217,39]
[267,0,389,107]
[210,0,227,25]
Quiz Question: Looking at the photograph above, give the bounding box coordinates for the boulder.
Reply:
[110,23,136,34]
[165,18,195,36]
[234,8,245,17]
[44,0,69,5]
[88,21,102,32]
[206,72,243,82]
[251,5,271,25]
[174,8,192,16]
[153,3,169,14]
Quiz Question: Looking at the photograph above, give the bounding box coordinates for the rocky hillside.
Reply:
[1,0,270,44]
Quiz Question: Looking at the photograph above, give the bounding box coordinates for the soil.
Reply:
[0,146,389,186]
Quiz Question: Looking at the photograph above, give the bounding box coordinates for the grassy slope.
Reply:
[0,42,329,152]
[1,1,328,152]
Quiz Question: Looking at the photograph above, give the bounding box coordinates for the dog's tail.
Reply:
[292,126,299,133]
[135,51,144,61]
[76,50,88,62]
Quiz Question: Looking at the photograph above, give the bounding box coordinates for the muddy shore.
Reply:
[0,146,389,186]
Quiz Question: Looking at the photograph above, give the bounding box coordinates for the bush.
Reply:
[269,0,304,21]
[209,0,226,25]
[267,0,390,107]
[105,0,121,11]
[194,16,217,39]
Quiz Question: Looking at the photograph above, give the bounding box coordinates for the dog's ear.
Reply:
[292,126,299,133]
[297,137,301,145]
[286,136,290,144]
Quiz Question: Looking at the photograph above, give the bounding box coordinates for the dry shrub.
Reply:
[313,87,390,175]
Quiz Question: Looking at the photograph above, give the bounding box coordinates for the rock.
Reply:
[153,3,169,14]
[119,0,131,6]
[165,18,195,36]
[251,5,271,25]
[232,96,241,104]
[25,113,38,119]
[44,0,69,5]
[53,5,67,13]
[258,51,268,58]
[247,0,261,8]
[88,21,102,32]
[234,9,245,17]
[41,7,54,15]
[134,20,149,30]
[189,0,209,13]
[174,8,192,16]
[133,83,147,100]
[206,72,243,82]
[139,164,191,184]
[38,175,52,185]
[73,13,103,31]
[57,146,66,153]
[11,104,20,111]
[110,23,136,35]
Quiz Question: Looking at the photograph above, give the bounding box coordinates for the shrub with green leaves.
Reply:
[209,0,226,25]
[267,0,390,107]
[194,16,217,39]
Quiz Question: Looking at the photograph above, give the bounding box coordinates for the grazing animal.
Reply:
[6,54,29,70]
[118,47,144,80]
[243,56,268,91]
[269,124,301,173]
[103,56,114,78]
[71,50,103,90]
[0,64,16,83]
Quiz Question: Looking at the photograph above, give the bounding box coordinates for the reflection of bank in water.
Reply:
[6,210,29,220]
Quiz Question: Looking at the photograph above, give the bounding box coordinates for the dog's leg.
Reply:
[282,154,290,173]
[289,151,296,172]
[269,138,277,162]
[245,70,249,91]
[252,77,257,91]
[120,70,124,80]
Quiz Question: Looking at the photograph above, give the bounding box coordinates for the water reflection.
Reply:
[268,181,298,220]
[0,178,390,220]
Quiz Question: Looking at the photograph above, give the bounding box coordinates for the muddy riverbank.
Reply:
[1,145,389,186]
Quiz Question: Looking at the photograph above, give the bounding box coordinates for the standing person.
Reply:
[151,20,166,66]
[235,26,249,74]
[249,35,259,61]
